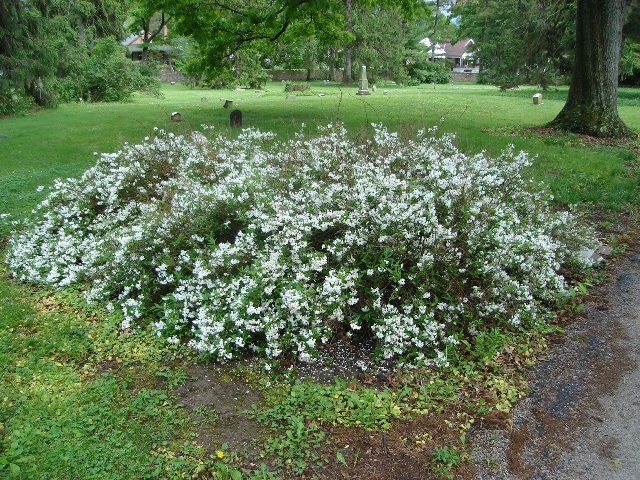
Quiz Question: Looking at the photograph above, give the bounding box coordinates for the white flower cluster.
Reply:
[6,125,594,365]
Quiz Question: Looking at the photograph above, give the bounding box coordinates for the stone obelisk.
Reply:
[356,65,370,95]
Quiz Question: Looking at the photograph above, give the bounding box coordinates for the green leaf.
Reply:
[336,451,347,466]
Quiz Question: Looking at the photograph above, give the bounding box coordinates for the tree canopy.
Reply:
[454,0,576,89]
[148,0,426,78]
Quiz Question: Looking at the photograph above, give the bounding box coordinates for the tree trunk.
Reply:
[142,19,150,65]
[548,0,628,137]
[329,47,337,81]
[430,0,440,62]
[343,0,353,84]
[344,46,353,83]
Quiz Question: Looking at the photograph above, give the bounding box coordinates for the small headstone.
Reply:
[356,65,370,95]
[383,89,388,95]
[223,99,233,109]
[533,93,543,105]
[201,97,208,103]
[170,81,176,85]
[371,85,377,93]
[234,87,245,91]
[286,94,297,100]
[317,93,326,97]
[170,112,181,122]
[323,79,329,85]
[230,109,242,128]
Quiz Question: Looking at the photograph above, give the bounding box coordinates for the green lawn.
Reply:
[0,82,638,479]
[1,82,639,228]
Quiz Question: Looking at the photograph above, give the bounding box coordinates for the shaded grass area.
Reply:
[0,82,639,478]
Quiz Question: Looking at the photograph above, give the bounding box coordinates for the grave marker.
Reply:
[230,110,242,128]
[356,65,370,95]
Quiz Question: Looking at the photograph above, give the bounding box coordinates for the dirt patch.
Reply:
[291,338,395,385]
[315,413,464,480]
[173,364,267,461]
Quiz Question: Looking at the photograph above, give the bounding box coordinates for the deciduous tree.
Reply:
[148,0,425,83]
[548,0,628,137]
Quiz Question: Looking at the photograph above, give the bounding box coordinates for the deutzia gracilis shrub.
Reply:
[7,125,595,366]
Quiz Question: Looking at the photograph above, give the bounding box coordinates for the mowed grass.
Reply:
[0,82,639,479]
[1,82,639,228]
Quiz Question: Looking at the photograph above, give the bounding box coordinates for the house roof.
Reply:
[121,33,140,47]
[442,38,475,58]
[420,37,476,59]
[121,25,169,47]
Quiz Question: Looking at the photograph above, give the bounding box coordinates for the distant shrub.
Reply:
[201,49,270,90]
[478,68,569,91]
[233,49,270,89]
[59,37,159,102]
[407,61,450,85]
[0,87,35,115]
[7,126,594,366]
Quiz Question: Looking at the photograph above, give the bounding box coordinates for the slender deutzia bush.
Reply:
[7,125,594,366]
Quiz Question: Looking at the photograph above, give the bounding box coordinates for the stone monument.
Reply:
[356,65,370,95]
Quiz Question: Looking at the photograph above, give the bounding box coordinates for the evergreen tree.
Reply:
[0,0,131,112]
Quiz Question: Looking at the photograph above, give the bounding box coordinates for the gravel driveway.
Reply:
[469,245,640,479]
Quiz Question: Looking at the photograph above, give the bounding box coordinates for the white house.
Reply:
[419,37,480,73]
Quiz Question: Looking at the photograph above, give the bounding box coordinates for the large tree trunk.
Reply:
[343,0,353,84]
[329,46,337,81]
[430,0,440,62]
[344,46,353,83]
[141,18,150,65]
[548,0,628,137]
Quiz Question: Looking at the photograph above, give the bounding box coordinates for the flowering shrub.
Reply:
[7,125,594,365]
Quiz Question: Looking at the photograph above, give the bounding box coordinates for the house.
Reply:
[120,25,172,62]
[419,37,480,73]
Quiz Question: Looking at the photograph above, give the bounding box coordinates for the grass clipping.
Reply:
[6,124,595,366]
